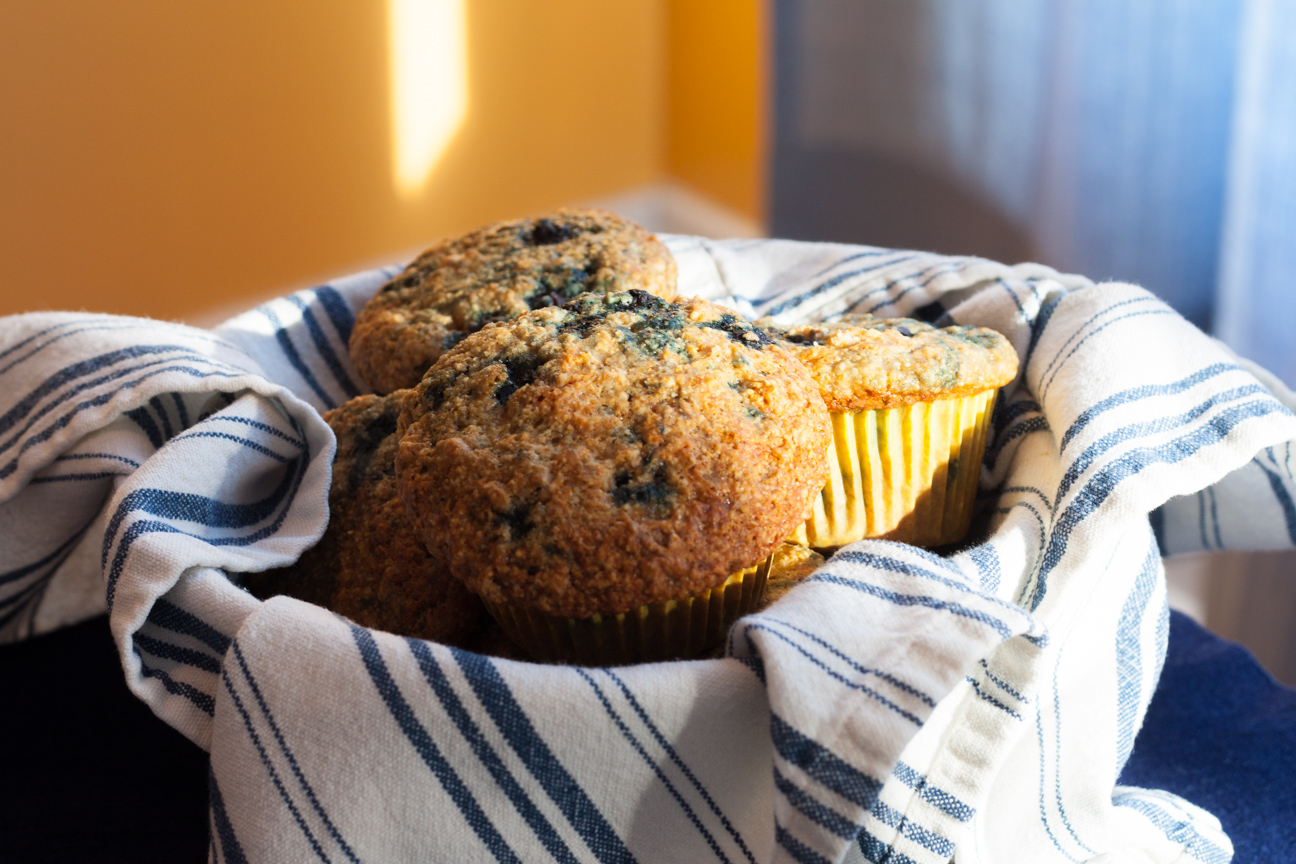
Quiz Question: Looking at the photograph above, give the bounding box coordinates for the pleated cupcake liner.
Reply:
[481,554,773,666]
[791,389,998,549]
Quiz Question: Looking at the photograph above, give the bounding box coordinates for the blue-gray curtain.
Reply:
[1216,0,1296,388]
[773,0,1294,384]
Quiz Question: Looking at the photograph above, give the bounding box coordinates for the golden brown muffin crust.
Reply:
[243,392,486,645]
[758,314,1019,411]
[396,291,832,619]
[349,207,677,394]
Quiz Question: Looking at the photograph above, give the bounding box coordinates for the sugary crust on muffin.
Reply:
[243,393,486,644]
[396,291,831,619]
[349,207,678,394]
[758,314,1019,411]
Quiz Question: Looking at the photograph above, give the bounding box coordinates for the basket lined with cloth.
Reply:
[3,237,1295,864]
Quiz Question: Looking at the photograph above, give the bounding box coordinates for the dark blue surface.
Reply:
[0,615,208,864]
[1120,610,1296,862]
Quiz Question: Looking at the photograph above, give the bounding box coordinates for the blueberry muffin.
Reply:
[396,291,831,663]
[243,393,487,645]
[350,207,678,394]
[759,314,1019,548]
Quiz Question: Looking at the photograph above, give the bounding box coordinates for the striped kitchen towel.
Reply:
[2,237,1294,864]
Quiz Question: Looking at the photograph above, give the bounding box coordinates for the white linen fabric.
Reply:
[3,238,1294,864]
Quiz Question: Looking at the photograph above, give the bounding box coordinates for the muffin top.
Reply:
[242,392,485,645]
[758,314,1019,411]
[396,290,831,619]
[349,207,677,394]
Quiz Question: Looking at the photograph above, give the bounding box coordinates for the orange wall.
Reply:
[666,0,767,223]
[0,1,664,322]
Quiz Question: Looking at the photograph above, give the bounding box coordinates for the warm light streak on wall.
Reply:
[389,0,468,198]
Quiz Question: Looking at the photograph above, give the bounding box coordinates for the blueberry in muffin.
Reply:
[350,207,677,394]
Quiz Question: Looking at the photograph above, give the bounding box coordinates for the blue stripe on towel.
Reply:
[978,660,1029,704]
[773,768,856,840]
[967,678,1023,719]
[774,824,835,864]
[745,623,925,725]
[1,520,89,587]
[0,345,239,439]
[1036,650,1096,860]
[1115,544,1161,772]
[313,285,357,344]
[55,451,141,468]
[259,305,334,407]
[577,669,731,864]
[1059,363,1241,453]
[0,319,87,365]
[29,470,129,484]
[206,414,307,448]
[134,632,222,674]
[1112,796,1230,864]
[451,648,637,864]
[753,618,935,707]
[125,406,165,449]
[809,572,1018,642]
[0,320,245,377]
[354,629,521,864]
[603,670,757,864]
[1039,306,1181,400]
[1037,297,1163,392]
[170,391,190,427]
[759,253,922,317]
[149,394,175,439]
[769,713,882,810]
[1057,385,1272,501]
[0,576,54,633]
[139,650,216,717]
[832,549,1027,620]
[408,639,580,864]
[1257,460,1296,544]
[891,762,974,822]
[855,825,919,864]
[103,450,304,562]
[994,397,1044,433]
[287,294,361,400]
[861,259,971,316]
[221,659,332,862]
[968,545,1002,592]
[232,642,362,864]
[871,798,955,857]
[1,363,251,480]
[1032,398,1290,609]
[147,598,232,655]
[168,431,295,462]
[209,770,251,864]
[104,451,307,607]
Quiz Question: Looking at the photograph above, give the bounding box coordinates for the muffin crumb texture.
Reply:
[349,207,677,394]
[242,392,486,645]
[760,314,1019,410]
[397,291,832,619]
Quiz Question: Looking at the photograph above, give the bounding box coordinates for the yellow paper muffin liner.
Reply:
[791,389,998,549]
[481,555,773,666]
